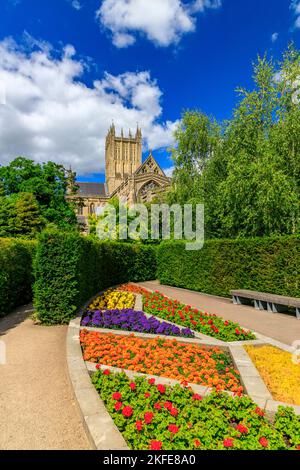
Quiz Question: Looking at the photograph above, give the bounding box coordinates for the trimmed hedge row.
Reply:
[156,236,300,298]
[34,230,157,324]
[0,238,37,317]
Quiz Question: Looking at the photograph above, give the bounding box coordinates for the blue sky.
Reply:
[0,0,299,183]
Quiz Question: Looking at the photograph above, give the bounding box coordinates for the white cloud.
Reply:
[271,32,279,43]
[291,1,300,28]
[0,37,178,175]
[164,166,174,177]
[97,0,222,48]
[70,0,82,10]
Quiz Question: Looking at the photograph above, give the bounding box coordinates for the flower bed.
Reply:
[245,345,300,406]
[143,291,255,342]
[91,369,300,450]
[118,284,149,295]
[88,289,135,311]
[80,330,242,393]
[81,309,194,338]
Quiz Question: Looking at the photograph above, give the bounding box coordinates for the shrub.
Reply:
[33,230,156,324]
[0,238,36,317]
[156,236,300,298]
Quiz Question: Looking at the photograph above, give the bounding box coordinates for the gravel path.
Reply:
[138,281,300,346]
[0,305,91,450]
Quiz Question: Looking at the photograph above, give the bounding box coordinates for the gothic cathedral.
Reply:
[69,124,171,228]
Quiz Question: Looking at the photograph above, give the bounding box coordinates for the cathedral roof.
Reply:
[77,182,107,197]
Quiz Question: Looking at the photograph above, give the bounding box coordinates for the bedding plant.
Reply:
[91,369,300,450]
[245,345,300,406]
[88,289,135,311]
[80,330,243,393]
[81,309,194,338]
[143,291,255,342]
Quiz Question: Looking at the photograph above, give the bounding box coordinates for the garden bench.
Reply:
[230,289,300,320]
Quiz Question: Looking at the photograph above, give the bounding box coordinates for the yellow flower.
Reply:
[88,289,135,310]
[245,345,300,405]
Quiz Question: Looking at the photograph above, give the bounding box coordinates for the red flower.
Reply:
[170,407,179,417]
[164,401,173,411]
[136,420,143,432]
[154,403,162,410]
[168,424,179,434]
[150,440,163,450]
[122,406,133,418]
[223,438,234,448]
[237,424,249,434]
[129,382,136,391]
[144,392,151,398]
[112,392,122,401]
[192,394,202,401]
[157,384,166,394]
[259,437,269,448]
[235,329,241,335]
[148,378,156,385]
[103,369,111,375]
[96,364,101,370]
[297,445,300,450]
[181,380,189,387]
[194,439,201,448]
[224,321,229,326]
[144,412,154,424]
[254,407,265,417]
[115,401,122,411]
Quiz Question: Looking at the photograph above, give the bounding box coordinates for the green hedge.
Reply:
[34,230,157,324]
[156,236,300,298]
[0,238,37,317]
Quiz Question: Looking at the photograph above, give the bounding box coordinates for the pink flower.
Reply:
[168,424,179,434]
[122,406,133,418]
[150,440,162,450]
[129,382,136,391]
[164,401,173,411]
[192,393,203,401]
[115,401,122,411]
[135,420,143,432]
[259,437,269,448]
[112,392,122,401]
[170,407,179,417]
[237,424,249,434]
[144,412,154,424]
[157,384,166,394]
[154,403,161,410]
[223,438,234,448]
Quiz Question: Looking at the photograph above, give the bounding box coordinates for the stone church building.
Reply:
[71,125,171,227]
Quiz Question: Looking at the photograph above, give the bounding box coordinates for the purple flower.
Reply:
[81,308,195,338]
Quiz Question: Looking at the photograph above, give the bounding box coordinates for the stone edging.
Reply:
[66,290,129,450]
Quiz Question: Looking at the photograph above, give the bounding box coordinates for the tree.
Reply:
[167,46,300,239]
[14,193,45,238]
[0,157,77,229]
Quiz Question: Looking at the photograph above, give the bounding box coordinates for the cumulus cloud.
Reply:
[97,0,222,48]
[0,37,178,175]
[271,32,279,43]
[291,1,300,28]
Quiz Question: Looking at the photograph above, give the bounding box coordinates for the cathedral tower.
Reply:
[105,124,142,195]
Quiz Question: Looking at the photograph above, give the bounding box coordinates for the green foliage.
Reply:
[0,238,37,317]
[91,370,300,450]
[168,46,300,238]
[156,236,300,298]
[33,230,157,324]
[0,157,77,230]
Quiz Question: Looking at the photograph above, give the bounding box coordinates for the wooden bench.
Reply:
[230,289,300,320]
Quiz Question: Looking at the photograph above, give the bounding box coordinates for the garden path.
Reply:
[138,281,300,347]
[0,305,91,450]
